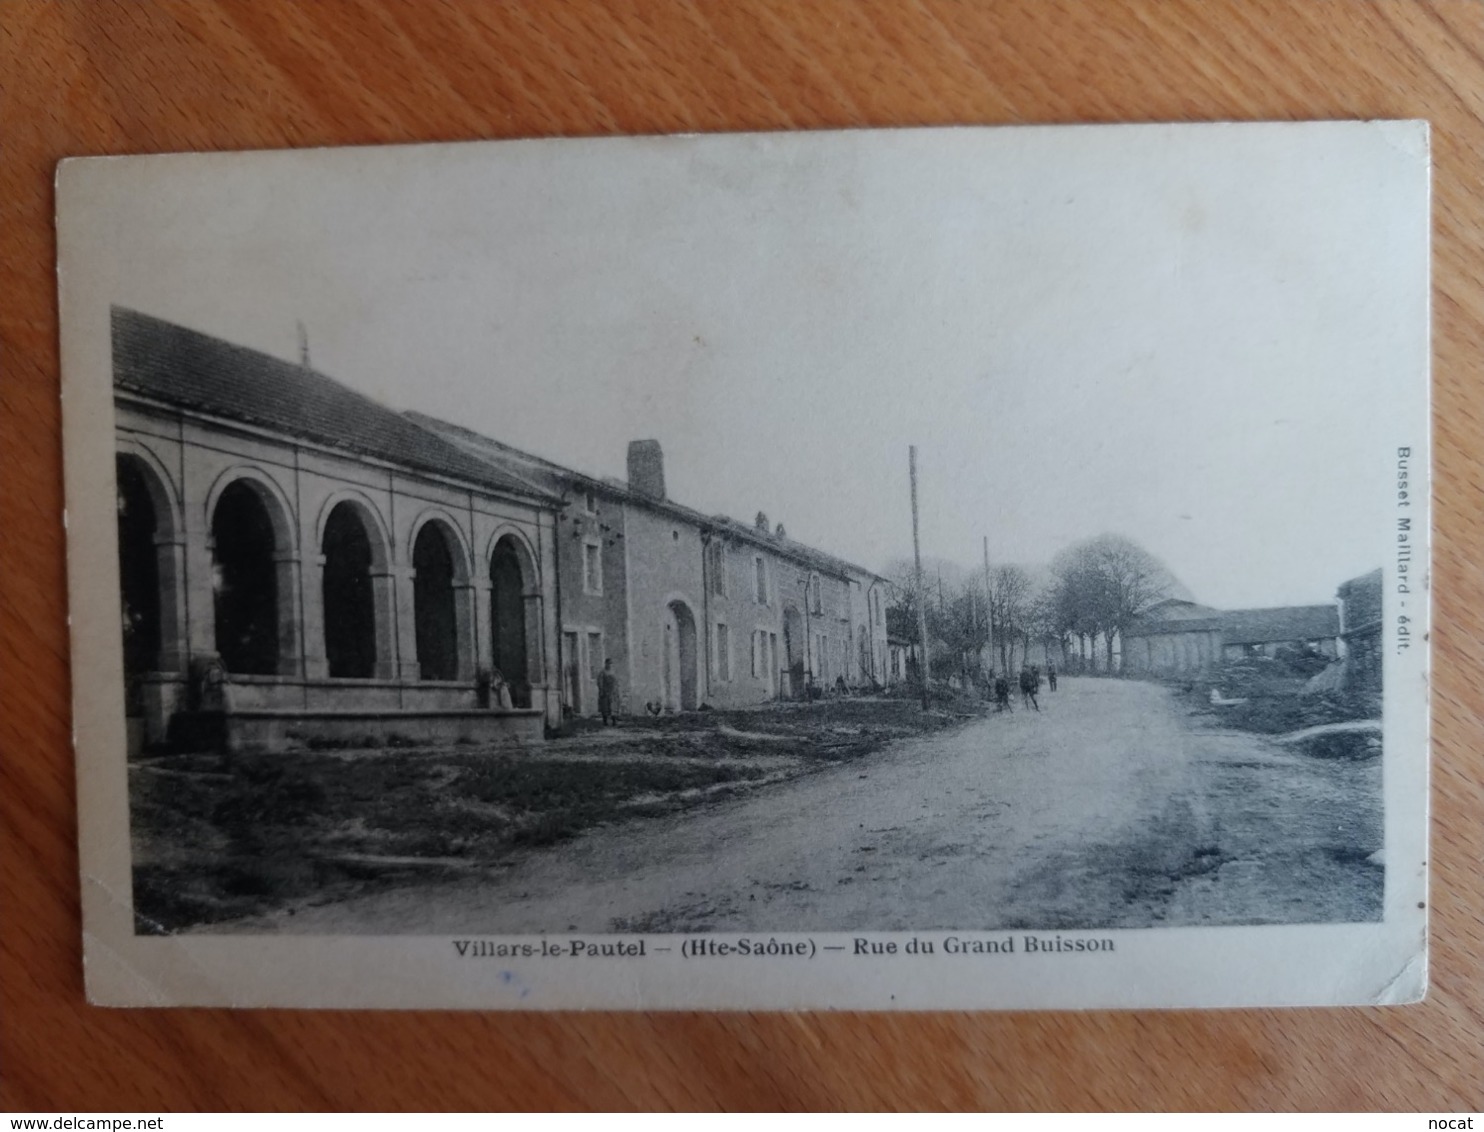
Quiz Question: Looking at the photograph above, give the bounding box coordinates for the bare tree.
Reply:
[988,564,1032,674]
[1024,584,1061,669]
[1051,534,1175,673]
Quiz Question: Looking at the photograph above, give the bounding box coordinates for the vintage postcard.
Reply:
[58,122,1430,1009]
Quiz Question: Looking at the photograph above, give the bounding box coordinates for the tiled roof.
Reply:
[414,410,886,583]
[1125,600,1340,642]
[1124,600,1225,636]
[1217,604,1340,645]
[112,308,556,503]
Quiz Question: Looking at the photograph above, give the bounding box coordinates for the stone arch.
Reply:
[204,464,298,556]
[208,472,299,676]
[660,593,701,712]
[318,496,395,679]
[116,440,182,543]
[314,490,392,573]
[406,509,472,584]
[782,604,805,698]
[489,531,540,707]
[484,524,540,593]
[115,449,186,685]
[411,515,472,682]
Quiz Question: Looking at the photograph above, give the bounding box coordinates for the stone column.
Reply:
[394,566,422,681]
[273,551,303,677]
[302,552,328,679]
[522,591,545,688]
[371,569,397,680]
[185,533,219,662]
[472,578,492,675]
[453,580,477,682]
[153,533,188,673]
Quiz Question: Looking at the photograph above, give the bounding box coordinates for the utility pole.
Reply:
[983,535,993,676]
[909,446,931,711]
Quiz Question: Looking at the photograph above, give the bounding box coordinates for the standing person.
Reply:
[1019,666,1040,712]
[995,671,1012,712]
[1047,662,1058,692]
[489,666,514,710]
[597,658,619,726]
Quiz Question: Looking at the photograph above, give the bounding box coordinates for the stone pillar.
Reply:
[453,580,477,681]
[472,579,492,675]
[153,533,188,673]
[522,591,545,687]
[394,566,421,681]
[185,533,219,662]
[302,552,328,679]
[371,569,397,680]
[273,551,302,677]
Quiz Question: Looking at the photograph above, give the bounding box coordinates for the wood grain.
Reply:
[3,0,1481,1111]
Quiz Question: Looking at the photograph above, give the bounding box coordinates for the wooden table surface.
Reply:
[3,1,1481,1112]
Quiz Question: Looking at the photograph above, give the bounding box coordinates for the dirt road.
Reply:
[225,677,1382,934]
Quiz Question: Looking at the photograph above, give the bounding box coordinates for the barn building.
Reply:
[1121,598,1341,678]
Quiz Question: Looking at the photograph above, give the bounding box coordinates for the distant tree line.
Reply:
[884,534,1177,685]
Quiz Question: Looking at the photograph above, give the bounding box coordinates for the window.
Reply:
[754,556,768,604]
[708,541,727,597]
[582,489,597,514]
[715,622,730,681]
[583,540,602,595]
[751,629,761,678]
[809,574,823,614]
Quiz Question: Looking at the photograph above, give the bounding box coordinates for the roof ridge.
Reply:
[414,409,886,582]
[112,307,560,503]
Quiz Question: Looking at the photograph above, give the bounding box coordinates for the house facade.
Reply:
[422,417,890,716]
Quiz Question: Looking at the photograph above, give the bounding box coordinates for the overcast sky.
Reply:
[65,122,1428,608]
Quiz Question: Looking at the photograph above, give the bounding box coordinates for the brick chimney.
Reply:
[627,439,666,500]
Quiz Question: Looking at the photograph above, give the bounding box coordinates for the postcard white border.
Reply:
[59,122,1430,1009]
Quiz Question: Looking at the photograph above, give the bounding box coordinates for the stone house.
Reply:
[112,308,563,754]
[419,417,890,716]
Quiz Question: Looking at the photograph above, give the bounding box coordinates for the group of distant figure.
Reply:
[991,662,1056,713]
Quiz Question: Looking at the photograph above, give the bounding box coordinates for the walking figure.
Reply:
[597,658,619,726]
[1047,662,1058,692]
[1019,666,1040,712]
[994,672,1013,712]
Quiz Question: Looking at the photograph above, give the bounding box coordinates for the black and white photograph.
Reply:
[59,122,1429,1009]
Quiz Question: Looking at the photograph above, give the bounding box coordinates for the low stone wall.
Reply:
[169,707,545,753]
